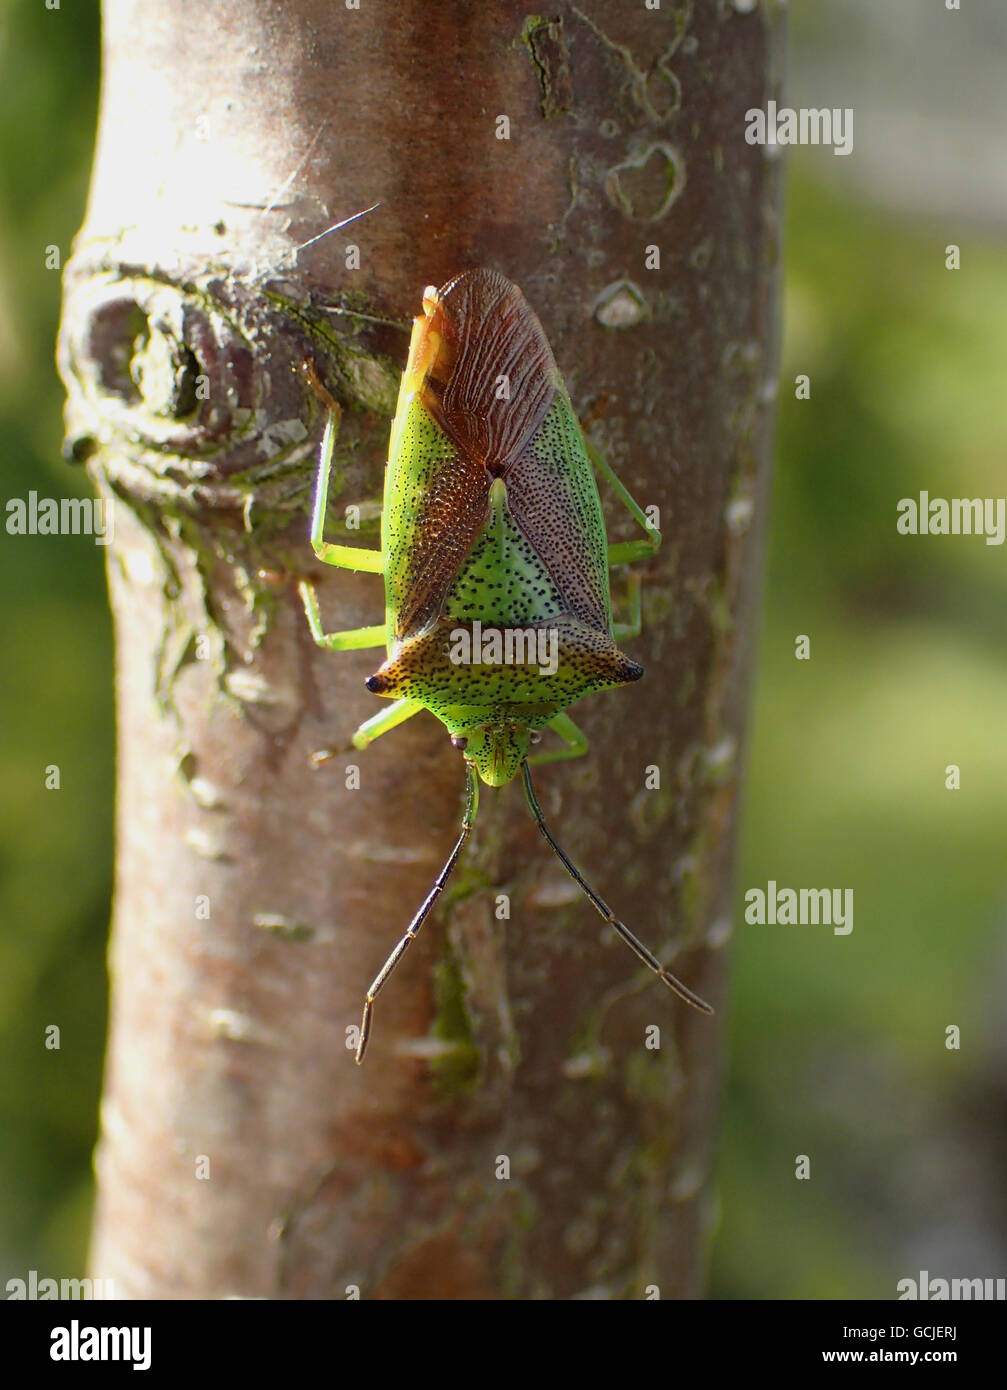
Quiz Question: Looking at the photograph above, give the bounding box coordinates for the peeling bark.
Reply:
[60,0,784,1299]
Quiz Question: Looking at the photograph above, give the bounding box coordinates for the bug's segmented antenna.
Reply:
[355,761,481,1064]
[520,762,714,1016]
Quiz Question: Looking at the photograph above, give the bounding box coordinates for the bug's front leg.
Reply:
[520,762,714,1017]
[306,698,425,769]
[301,579,422,765]
[527,711,589,766]
[355,759,480,1063]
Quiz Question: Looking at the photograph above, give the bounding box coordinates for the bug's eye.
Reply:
[451,736,468,751]
[529,731,542,745]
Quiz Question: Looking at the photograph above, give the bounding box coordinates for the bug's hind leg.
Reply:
[303,385,384,573]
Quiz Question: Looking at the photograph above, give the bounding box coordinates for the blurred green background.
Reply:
[1,1,1004,1296]
[0,1,109,1278]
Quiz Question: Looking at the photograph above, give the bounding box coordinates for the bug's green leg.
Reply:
[350,698,424,749]
[299,579,385,651]
[528,711,589,767]
[606,537,658,566]
[583,439,662,565]
[611,572,643,643]
[301,568,413,765]
[309,406,384,573]
[520,762,714,1016]
[356,760,480,1064]
[308,698,424,769]
[583,439,658,637]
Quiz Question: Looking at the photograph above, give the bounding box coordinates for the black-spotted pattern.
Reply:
[369,270,644,781]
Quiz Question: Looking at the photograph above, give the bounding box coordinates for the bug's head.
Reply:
[446,719,532,787]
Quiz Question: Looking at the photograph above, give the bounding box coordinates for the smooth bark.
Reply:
[59,0,784,1298]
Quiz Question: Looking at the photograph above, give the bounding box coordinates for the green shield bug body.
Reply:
[299,269,713,1063]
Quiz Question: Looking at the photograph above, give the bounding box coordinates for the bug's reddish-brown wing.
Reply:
[387,269,611,643]
[423,269,557,475]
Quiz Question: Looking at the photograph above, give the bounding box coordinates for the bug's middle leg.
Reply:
[611,571,644,643]
[584,439,662,565]
[584,438,660,632]
[299,579,385,651]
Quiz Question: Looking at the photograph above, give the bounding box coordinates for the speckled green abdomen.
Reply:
[366,273,641,780]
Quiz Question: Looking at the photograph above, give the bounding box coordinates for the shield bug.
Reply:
[299,269,713,1063]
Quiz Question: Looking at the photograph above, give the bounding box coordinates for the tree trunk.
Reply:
[59,0,784,1299]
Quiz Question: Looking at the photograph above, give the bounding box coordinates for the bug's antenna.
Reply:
[291,202,381,256]
[355,761,481,1063]
[520,761,714,1015]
